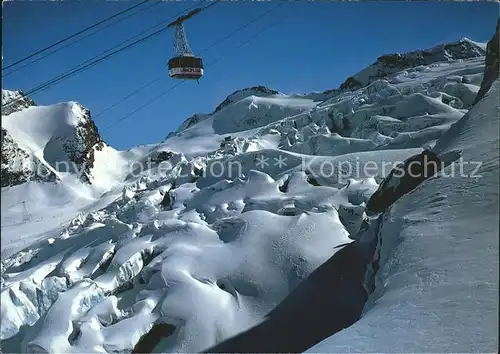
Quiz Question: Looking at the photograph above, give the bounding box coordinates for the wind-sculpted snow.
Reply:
[1,168,364,353]
[1,41,493,353]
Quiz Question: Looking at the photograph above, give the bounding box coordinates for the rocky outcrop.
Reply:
[366,150,442,213]
[1,91,57,187]
[1,129,57,187]
[339,76,362,91]
[1,90,36,116]
[150,150,174,164]
[59,104,105,183]
[475,19,499,104]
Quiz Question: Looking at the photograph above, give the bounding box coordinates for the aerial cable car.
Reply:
[167,8,205,82]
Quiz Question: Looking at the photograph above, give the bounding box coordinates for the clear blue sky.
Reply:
[2,1,498,150]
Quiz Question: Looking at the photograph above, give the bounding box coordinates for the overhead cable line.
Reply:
[2,0,153,71]
[3,0,213,109]
[101,5,290,134]
[93,1,283,119]
[23,3,289,160]
[2,0,163,78]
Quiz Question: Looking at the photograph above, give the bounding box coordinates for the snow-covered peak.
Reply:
[170,87,311,138]
[2,89,23,105]
[461,37,487,51]
[172,113,211,135]
[168,86,282,137]
[213,85,281,113]
[1,93,125,189]
[439,37,486,61]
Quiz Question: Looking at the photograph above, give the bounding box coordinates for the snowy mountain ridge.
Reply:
[1,31,498,354]
[1,91,121,189]
[169,86,283,138]
[170,38,487,139]
[338,37,486,91]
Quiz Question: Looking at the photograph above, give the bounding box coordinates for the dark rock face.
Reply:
[1,131,57,188]
[366,150,442,213]
[56,104,105,184]
[475,20,499,104]
[205,242,368,353]
[150,150,174,164]
[339,76,362,91]
[378,52,429,69]
[160,190,173,209]
[443,40,485,59]
[1,89,36,116]
[132,323,176,353]
[1,90,55,187]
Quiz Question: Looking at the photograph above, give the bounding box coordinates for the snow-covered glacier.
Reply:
[1,36,498,353]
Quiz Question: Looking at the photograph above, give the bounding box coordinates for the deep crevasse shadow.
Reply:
[204,241,369,353]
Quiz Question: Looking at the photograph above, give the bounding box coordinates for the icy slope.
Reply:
[307,80,499,353]
[0,38,492,353]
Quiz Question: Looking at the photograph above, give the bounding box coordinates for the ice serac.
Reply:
[205,240,370,353]
[307,80,499,353]
[475,19,499,103]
